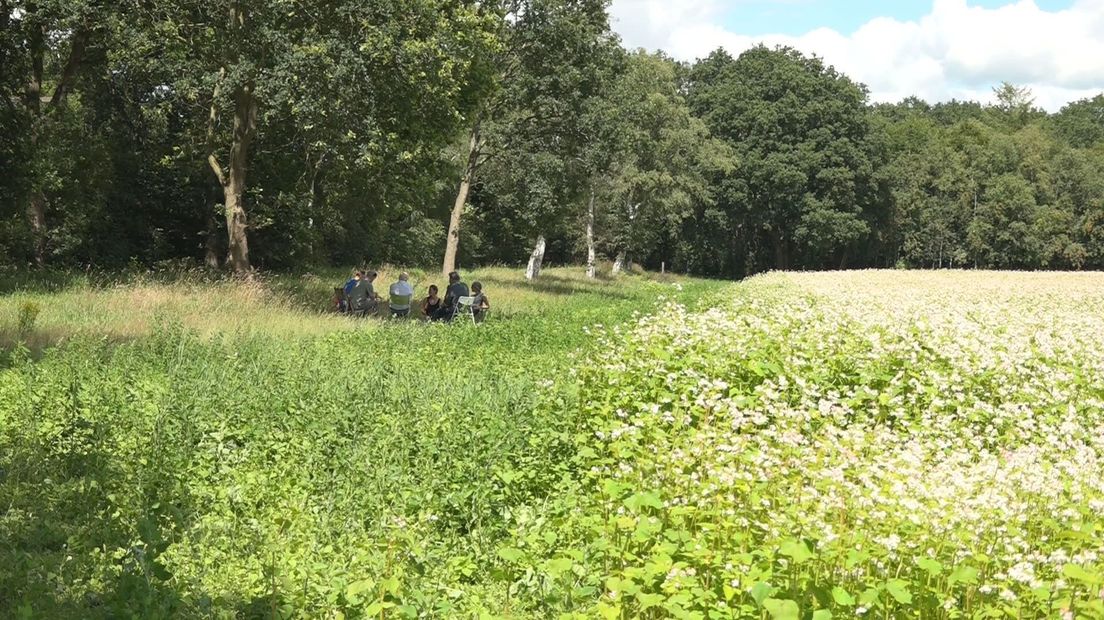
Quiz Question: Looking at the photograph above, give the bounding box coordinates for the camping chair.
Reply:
[454,296,477,324]
[389,292,413,318]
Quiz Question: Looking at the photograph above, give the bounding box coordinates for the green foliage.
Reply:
[0,267,724,618]
[685,45,878,275]
[1,1,1103,277]
[16,300,40,335]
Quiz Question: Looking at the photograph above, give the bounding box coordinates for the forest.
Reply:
[3,0,1104,278]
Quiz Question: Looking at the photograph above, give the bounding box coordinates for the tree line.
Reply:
[3,0,1103,278]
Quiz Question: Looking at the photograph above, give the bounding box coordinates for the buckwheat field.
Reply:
[508,271,1104,619]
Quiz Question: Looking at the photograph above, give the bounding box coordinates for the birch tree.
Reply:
[441,0,614,276]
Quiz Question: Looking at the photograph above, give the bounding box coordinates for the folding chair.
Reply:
[454,295,477,324]
[333,287,349,313]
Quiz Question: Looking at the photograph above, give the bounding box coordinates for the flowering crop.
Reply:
[505,271,1104,619]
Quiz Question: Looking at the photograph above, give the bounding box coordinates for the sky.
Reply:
[607,0,1104,111]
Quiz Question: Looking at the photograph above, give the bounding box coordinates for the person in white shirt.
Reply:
[388,272,415,317]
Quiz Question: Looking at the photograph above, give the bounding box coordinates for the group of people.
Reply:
[336,270,490,323]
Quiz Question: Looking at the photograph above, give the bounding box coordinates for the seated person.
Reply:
[434,270,469,321]
[344,270,362,295]
[338,270,362,313]
[388,272,415,318]
[348,270,380,316]
[422,284,442,320]
[470,281,490,323]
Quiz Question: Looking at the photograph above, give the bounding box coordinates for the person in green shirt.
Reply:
[348,270,380,316]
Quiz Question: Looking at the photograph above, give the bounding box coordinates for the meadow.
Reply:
[2,268,1103,619]
[0,266,725,618]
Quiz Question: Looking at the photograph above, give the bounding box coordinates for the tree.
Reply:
[1052,94,1104,149]
[687,46,877,274]
[967,173,1040,268]
[992,81,1043,130]
[440,0,614,276]
[590,52,730,273]
[138,0,487,273]
[3,0,106,266]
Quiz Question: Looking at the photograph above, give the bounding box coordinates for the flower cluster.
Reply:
[526,271,1104,618]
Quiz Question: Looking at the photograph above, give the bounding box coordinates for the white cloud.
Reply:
[608,0,1104,111]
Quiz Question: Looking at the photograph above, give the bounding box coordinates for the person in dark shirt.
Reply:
[470,281,490,323]
[435,271,469,321]
[422,284,442,321]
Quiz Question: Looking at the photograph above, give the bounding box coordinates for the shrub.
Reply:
[17,300,40,335]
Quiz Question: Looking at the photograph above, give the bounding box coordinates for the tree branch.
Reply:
[207,68,228,187]
[208,154,228,187]
[47,24,91,111]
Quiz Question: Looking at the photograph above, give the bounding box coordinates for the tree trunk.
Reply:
[586,190,597,279]
[27,191,47,268]
[612,251,625,275]
[771,229,789,270]
[24,5,46,267]
[443,120,482,275]
[212,82,256,275]
[525,234,546,281]
[204,208,221,269]
[17,4,89,268]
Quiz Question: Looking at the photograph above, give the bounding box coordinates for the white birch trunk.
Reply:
[586,191,597,279]
[612,251,625,275]
[525,235,546,281]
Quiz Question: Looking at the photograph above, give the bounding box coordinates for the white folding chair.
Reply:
[454,295,477,324]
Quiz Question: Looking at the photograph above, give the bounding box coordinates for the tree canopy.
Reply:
[2,1,1103,276]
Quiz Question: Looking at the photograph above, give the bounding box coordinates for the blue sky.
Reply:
[721,0,1076,36]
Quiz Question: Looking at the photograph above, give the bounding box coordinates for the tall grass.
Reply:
[0,266,728,618]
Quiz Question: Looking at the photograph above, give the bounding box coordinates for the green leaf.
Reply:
[779,539,814,564]
[885,580,912,605]
[751,582,775,607]
[497,547,525,563]
[858,587,882,606]
[573,586,597,598]
[812,610,833,620]
[624,491,664,512]
[916,558,944,575]
[544,557,573,577]
[762,598,800,620]
[949,565,979,586]
[1062,563,1103,585]
[636,592,665,610]
[365,601,393,616]
[831,586,855,607]
[346,579,374,601]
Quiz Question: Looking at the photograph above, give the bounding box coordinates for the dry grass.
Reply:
[0,265,707,350]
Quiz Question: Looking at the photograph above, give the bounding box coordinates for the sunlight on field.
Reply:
[5,269,1103,618]
[0,265,727,618]
[0,266,688,349]
[515,270,1104,618]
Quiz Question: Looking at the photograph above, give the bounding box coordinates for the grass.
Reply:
[0,265,728,618]
[0,265,696,351]
[14,266,1096,618]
